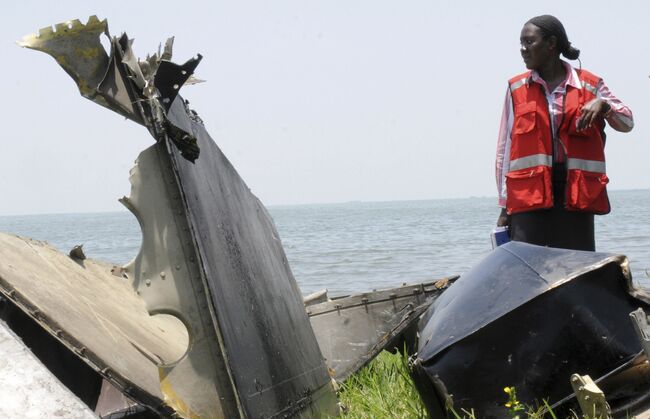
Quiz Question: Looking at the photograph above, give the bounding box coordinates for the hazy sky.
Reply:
[1,0,648,215]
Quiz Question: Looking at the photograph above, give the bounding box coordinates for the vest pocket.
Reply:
[506,166,552,214]
[513,102,537,134]
[566,170,610,214]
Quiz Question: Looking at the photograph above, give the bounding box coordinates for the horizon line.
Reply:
[1,187,649,218]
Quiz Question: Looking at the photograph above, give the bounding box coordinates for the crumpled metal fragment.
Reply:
[411,241,650,418]
[18,16,201,162]
[18,16,109,101]
[18,16,340,418]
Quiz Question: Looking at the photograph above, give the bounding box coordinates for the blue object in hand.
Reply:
[491,226,510,249]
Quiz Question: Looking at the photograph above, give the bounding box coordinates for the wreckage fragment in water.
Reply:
[16,16,338,418]
[306,277,457,381]
[411,241,650,418]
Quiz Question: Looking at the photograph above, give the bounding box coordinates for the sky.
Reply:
[1,0,648,215]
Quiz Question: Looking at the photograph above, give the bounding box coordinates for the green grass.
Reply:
[338,351,573,419]
[338,350,427,418]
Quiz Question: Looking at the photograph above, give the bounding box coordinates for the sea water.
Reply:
[0,189,648,296]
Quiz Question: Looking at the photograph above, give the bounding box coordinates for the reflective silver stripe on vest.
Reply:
[567,158,606,173]
[581,81,598,96]
[510,78,527,92]
[509,154,552,171]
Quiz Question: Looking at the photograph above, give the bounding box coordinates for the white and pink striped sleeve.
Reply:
[496,86,513,208]
[597,79,634,132]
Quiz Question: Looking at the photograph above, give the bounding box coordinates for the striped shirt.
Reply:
[496,61,634,207]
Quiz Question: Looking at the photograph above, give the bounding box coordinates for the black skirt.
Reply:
[509,168,595,251]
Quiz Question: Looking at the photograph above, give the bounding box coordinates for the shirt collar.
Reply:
[526,61,581,89]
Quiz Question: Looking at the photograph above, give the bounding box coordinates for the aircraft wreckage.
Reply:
[1,16,454,418]
[3,16,650,419]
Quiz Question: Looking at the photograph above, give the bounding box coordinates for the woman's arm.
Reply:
[496,86,513,208]
[597,79,634,132]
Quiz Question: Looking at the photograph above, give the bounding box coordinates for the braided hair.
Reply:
[526,15,580,60]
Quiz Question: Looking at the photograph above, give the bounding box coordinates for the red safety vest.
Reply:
[506,69,610,215]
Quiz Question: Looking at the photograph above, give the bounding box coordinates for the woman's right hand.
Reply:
[497,208,510,227]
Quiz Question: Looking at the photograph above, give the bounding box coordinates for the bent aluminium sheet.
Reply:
[308,278,456,381]
[18,16,337,418]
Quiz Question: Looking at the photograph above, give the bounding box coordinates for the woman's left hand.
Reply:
[576,99,611,131]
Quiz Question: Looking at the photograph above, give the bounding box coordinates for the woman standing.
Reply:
[495,15,634,251]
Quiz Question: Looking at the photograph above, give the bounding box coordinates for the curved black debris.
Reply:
[412,241,649,418]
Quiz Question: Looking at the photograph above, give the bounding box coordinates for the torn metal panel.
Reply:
[18,16,338,418]
[412,241,649,418]
[307,278,457,381]
[163,96,337,418]
[120,143,241,418]
[155,55,202,112]
[95,33,145,124]
[0,233,186,415]
[18,16,109,102]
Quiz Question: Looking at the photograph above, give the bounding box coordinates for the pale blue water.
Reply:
[0,190,648,295]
